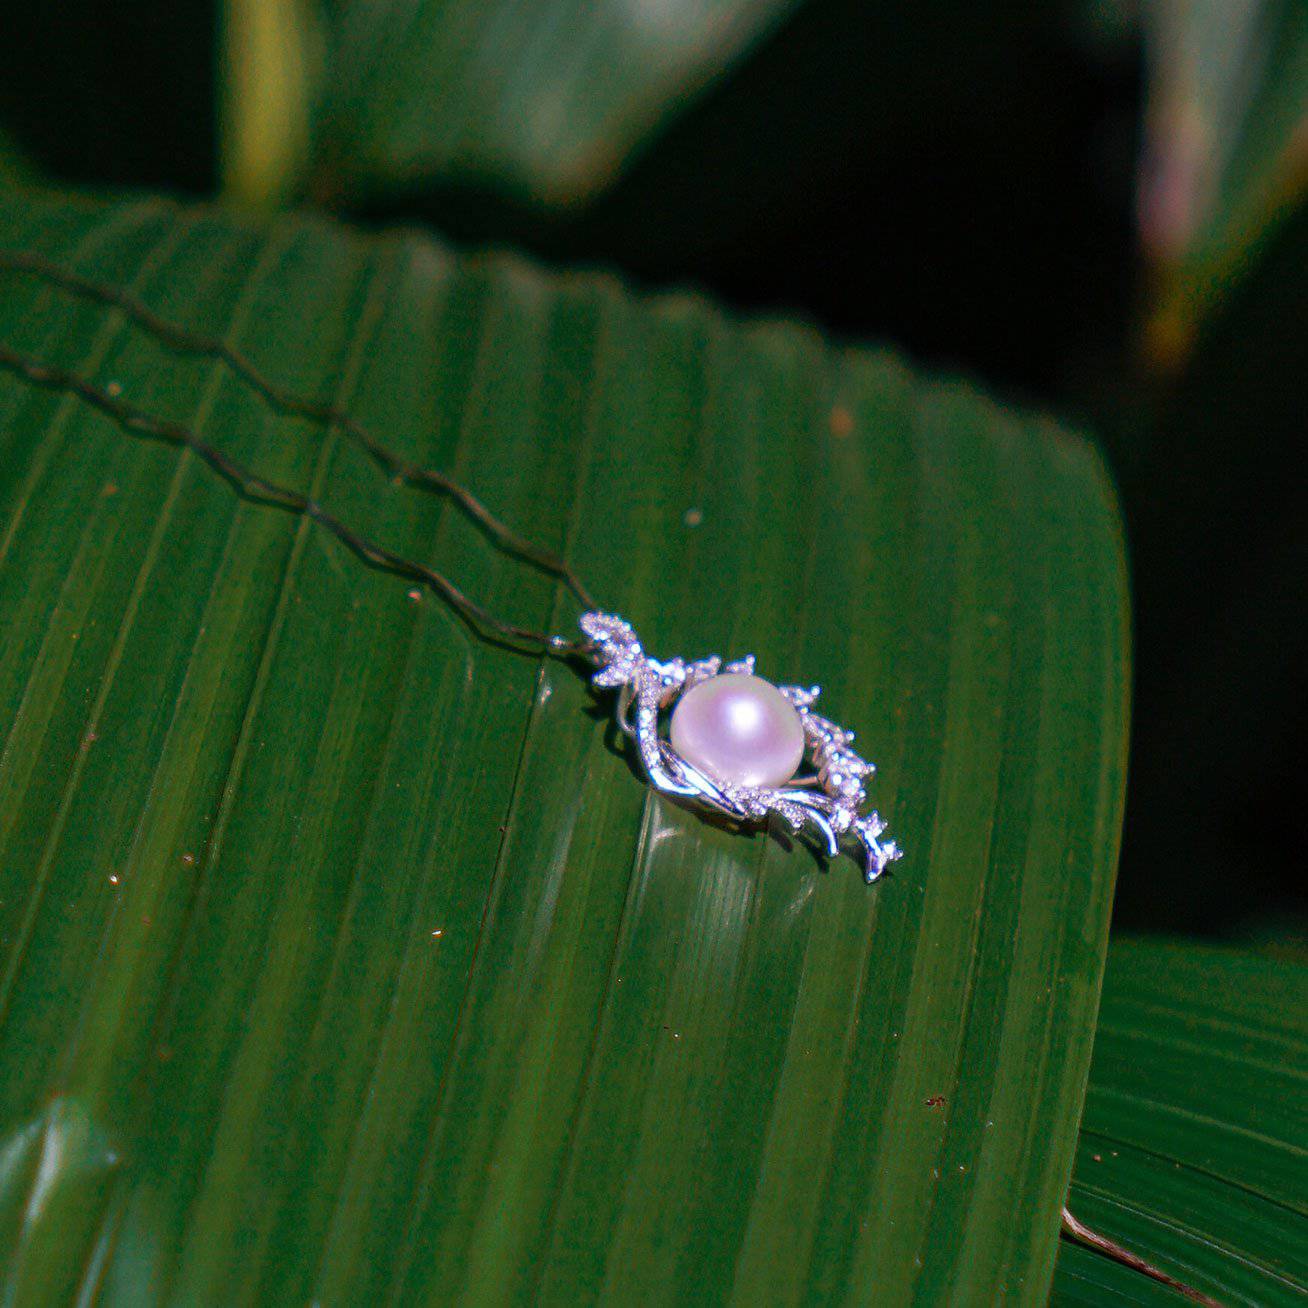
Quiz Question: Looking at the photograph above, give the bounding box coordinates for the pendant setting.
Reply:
[580,612,902,881]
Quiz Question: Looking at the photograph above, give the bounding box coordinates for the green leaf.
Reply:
[1052,939,1308,1306]
[0,187,1128,1303]
[1138,0,1308,365]
[223,0,803,208]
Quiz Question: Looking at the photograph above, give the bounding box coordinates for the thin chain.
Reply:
[0,249,598,658]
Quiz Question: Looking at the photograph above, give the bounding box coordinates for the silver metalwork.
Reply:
[580,612,902,881]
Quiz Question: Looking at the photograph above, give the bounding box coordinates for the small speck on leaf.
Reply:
[830,406,854,438]
[683,507,703,527]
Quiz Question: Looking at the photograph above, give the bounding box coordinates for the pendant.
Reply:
[580,612,901,881]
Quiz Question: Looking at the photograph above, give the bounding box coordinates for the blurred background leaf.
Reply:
[223,0,805,209]
[1051,937,1308,1306]
[1137,0,1308,368]
[0,187,1127,1302]
[337,0,1147,400]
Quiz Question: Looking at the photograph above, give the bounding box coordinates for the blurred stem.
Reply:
[220,0,316,206]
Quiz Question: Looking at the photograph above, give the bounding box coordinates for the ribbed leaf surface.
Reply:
[0,189,1128,1304]
[1053,939,1308,1306]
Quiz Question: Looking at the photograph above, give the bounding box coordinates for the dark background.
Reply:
[2,0,1304,941]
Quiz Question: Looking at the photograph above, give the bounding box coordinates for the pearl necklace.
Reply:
[0,247,902,882]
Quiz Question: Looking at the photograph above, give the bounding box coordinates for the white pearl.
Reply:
[670,674,806,789]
